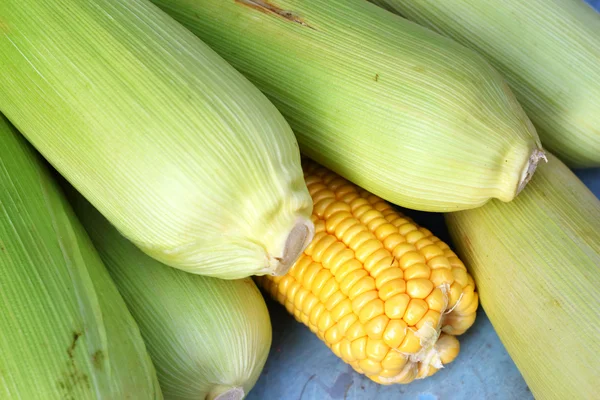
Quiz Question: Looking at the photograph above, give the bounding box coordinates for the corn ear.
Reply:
[148,0,544,212]
[0,0,314,279]
[256,159,479,384]
[445,153,600,399]
[370,0,600,167]
[0,116,161,399]
[67,191,272,400]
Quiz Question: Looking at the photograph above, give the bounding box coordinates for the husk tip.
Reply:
[516,148,547,195]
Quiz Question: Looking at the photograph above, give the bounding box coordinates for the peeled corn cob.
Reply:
[256,160,479,384]
[149,0,544,212]
[0,116,162,399]
[446,152,600,399]
[370,0,600,167]
[0,0,313,279]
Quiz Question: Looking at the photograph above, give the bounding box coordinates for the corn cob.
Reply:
[148,0,544,212]
[370,0,600,167]
[0,116,162,399]
[68,191,272,400]
[0,0,313,279]
[446,153,600,399]
[256,160,478,384]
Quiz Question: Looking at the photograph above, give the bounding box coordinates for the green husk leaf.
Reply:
[0,116,162,399]
[370,0,600,167]
[68,188,272,400]
[149,0,543,212]
[446,153,600,399]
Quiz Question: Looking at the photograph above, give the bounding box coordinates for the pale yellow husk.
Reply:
[69,191,272,400]
[446,153,600,399]
[0,0,313,279]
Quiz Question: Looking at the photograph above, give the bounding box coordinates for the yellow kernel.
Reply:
[374,223,399,242]
[375,267,404,289]
[351,290,379,312]
[379,368,404,378]
[452,268,469,287]
[366,338,390,361]
[351,337,368,360]
[420,244,444,260]
[346,320,367,341]
[358,299,385,324]
[339,339,355,362]
[301,262,322,289]
[369,257,397,278]
[302,294,320,314]
[405,230,425,244]
[289,255,312,278]
[330,298,352,321]
[339,269,369,296]
[275,275,294,296]
[309,303,326,326]
[337,313,357,336]
[319,312,335,334]
[378,278,406,301]
[363,248,391,273]
[293,288,309,311]
[398,223,418,235]
[318,276,339,303]
[382,233,406,252]
[455,291,479,315]
[311,269,333,297]
[325,291,346,311]
[336,259,363,282]
[403,263,431,280]
[324,200,352,219]
[300,312,310,326]
[284,300,294,315]
[309,235,337,263]
[384,293,410,319]
[383,319,408,349]
[406,279,434,299]
[360,210,384,227]
[347,231,374,252]
[325,325,341,344]
[313,198,335,218]
[399,251,426,270]
[416,310,441,330]
[397,329,422,354]
[313,219,326,234]
[414,238,434,251]
[364,314,389,340]
[428,255,452,270]
[348,276,376,300]
[331,341,342,359]
[326,211,353,236]
[391,242,414,260]
[359,358,383,376]
[403,299,429,326]
[424,288,446,312]
[449,256,466,269]
[321,241,349,269]
[430,268,454,287]
[354,239,383,262]
[448,282,463,309]
[381,352,408,373]
[436,334,460,364]
[443,311,477,335]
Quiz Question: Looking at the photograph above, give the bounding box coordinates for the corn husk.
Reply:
[370,0,600,167]
[446,153,600,399]
[68,190,272,400]
[0,116,162,399]
[0,0,314,279]
[149,0,544,212]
